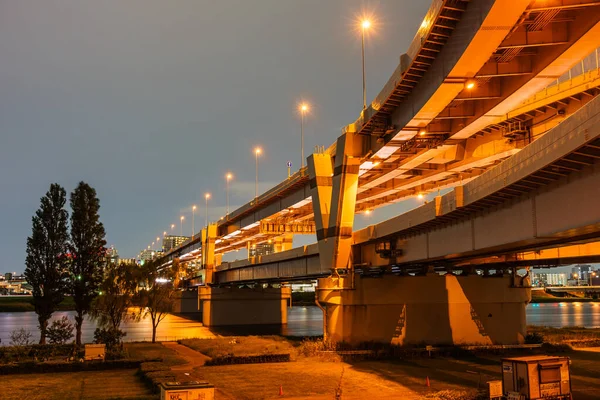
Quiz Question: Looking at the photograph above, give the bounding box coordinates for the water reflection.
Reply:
[526,302,600,328]
[1,303,598,344]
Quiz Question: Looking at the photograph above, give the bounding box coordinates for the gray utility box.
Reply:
[159,381,215,400]
[501,356,571,400]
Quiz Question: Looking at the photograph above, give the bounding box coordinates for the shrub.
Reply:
[10,328,33,346]
[525,332,544,344]
[46,316,75,344]
[204,353,290,366]
[93,327,126,350]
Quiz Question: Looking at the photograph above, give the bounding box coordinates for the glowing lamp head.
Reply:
[156,237,160,242]
[163,231,167,236]
[300,103,309,113]
[365,209,371,215]
[362,20,371,29]
[417,193,425,199]
[419,130,426,136]
[192,205,197,211]
[205,193,211,200]
[255,147,262,155]
[466,81,476,90]
[180,216,184,221]
[226,173,233,180]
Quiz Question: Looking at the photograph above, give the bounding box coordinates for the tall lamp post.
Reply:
[299,103,309,169]
[192,205,197,239]
[361,19,371,110]
[226,173,233,215]
[204,193,211,227]
[254,147,262,198]
[180,216,184,237]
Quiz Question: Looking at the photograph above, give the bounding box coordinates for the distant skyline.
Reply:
[1,1,434,273]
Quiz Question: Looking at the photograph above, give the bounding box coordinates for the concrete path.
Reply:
[161,341,211,371]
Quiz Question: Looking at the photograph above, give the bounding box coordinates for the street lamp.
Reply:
[170,224,175,233]
[156,237,160,250]
[204,193,211,227]
[360,19,372,110]
[226,173,233,215]
[192,205,197,239]
[254,147,262,198]
[299,103,309,169]
[180,216,184,237]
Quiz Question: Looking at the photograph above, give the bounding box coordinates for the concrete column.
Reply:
[308,132,363,276]
[317,274,531,345]
[199,286,292,326]
[172,290,200,314]
[201,224,217,284]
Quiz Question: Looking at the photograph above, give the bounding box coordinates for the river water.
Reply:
[0,303,598,345]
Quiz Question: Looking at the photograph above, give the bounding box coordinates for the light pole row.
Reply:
[149,16,375,252]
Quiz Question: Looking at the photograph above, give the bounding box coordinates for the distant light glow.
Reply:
[255,147,262,155]
[466,81,475,90]
[419,130,426,136]
[205,193,211,200]
[417,193,425,199]
[362,20,371,29]
[155,278,170,283]
[364,209,371,215]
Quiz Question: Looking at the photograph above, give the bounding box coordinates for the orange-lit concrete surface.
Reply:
[318,274,530,345]
[199,286,291,326]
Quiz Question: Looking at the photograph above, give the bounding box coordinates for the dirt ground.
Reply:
[177,347,600,400]
[2,369,154,400]
[3,343,599,399]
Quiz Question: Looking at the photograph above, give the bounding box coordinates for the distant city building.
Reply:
[249,242,275,257]
[119,258,138,266]
[534,272,567,287]
[106,246,119,265]
[163,235,190,252]
[140,249,164,263]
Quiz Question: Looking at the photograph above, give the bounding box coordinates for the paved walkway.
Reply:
[161,341,211,371]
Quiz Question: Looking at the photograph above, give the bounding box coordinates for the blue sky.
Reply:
[0,1,433,272]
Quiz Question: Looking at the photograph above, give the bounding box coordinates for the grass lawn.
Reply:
[2,369,155,400]
[124,342,187,366]
[528,326,600,346]
[0,296,76,312]
[180,336,296,359]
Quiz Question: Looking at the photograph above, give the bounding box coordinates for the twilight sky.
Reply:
[0,1,434,273]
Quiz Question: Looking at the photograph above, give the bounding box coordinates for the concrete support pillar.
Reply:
[199,286,292,326]
[172,290,200,314]
[274,233,293,253]
[317,274,531,345]
[308,132,363,277]
[201,224,217,284]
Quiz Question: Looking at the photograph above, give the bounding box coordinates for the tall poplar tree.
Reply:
[24,184,69,344]
[69,182,107,345]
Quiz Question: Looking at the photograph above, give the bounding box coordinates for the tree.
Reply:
[91,262,139,332]
[24,184,69,344]
[68,182,107,345]
[137,260,177,343]
[46,316,75,344]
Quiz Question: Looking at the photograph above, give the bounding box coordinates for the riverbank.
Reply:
[531,290,599,303]
[0,296,75,312]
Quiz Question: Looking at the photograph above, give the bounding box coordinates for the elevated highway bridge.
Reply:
[155,0,600,346]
